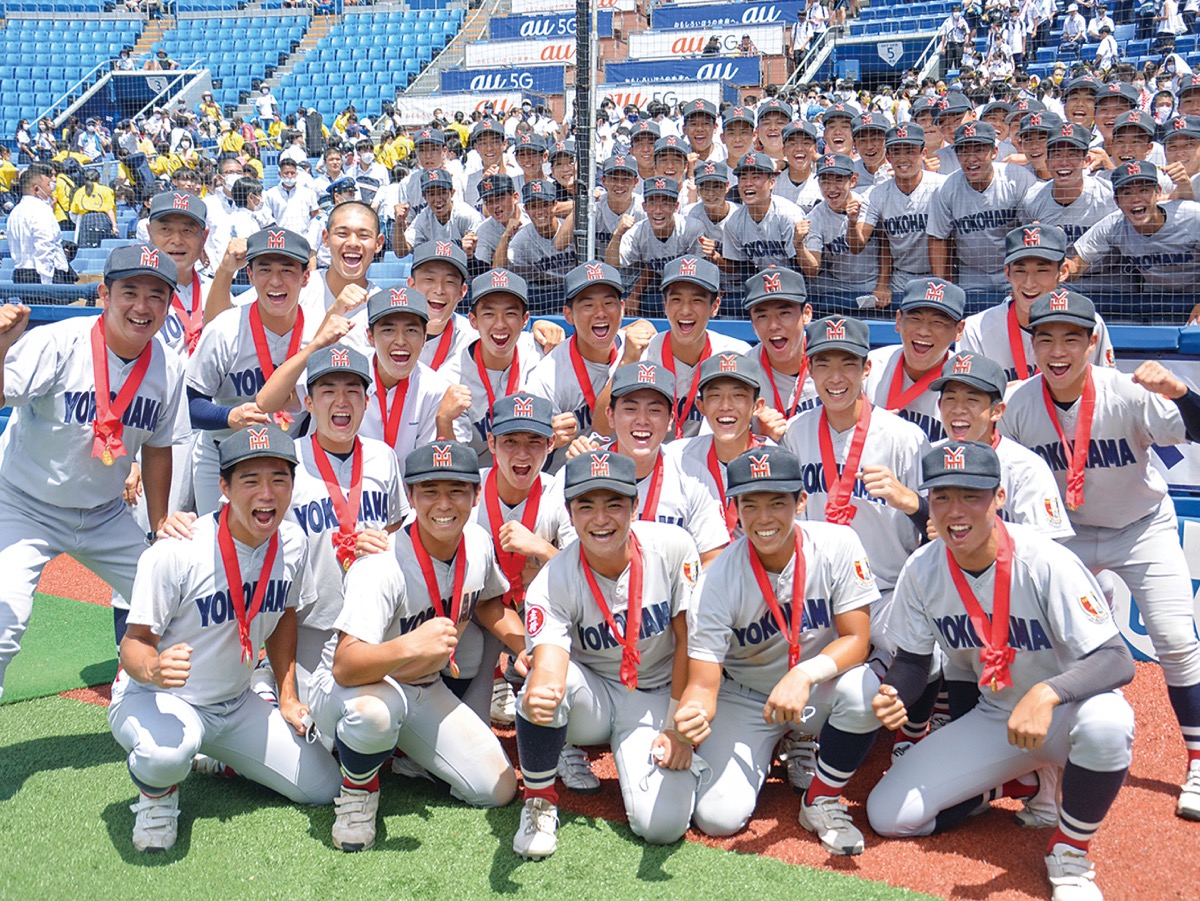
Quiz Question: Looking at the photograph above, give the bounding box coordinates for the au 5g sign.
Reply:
[604,56,762,87]
[441,65,567,94]
[650,0,807,29]
[489,12,614,40]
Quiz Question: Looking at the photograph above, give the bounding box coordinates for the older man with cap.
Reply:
[868,441,1135,901]
[145,190,210,359]
[308,440,523,853]
[0,244,189,700]
[512,448,703,860]
[110,424,342,853]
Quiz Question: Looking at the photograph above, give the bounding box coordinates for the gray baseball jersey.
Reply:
[159,274,211,358]
[864,172,948,294]
[889,522,1117,713]
[864,344,948,443]
[756,349,821,418]
[523,520,699,690]
[506,224,577,310]
[999,365,1188,529]
[524,332,626,436]
[595,195,645,261]
[421,313,478,371]
[474,214,529,271]
[439,335,542,463]
[619,216,705,291]
[618,448,731,554]
[2,316,188,508]
[992,435,1076,539]
[684,201,745,300]
[689,523,878,696]
[933,144,961,175]
[464,163,524,207]
[804,194,880,295]
[406,201,483,249]
[852,159,892,190]
[669,433,778,541]
[1073,200,1200,291]
[469,467,576,550]
[926,163,1037,287]
[1017,177,1116,253]
[723,196,806,269]
[641,330,752,438]
[772,172,825,214]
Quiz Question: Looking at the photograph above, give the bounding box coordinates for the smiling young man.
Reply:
[393,168,483,259]
[473,174,528,281]
[0,245,188,700]
[689,161,741,305]
[110,425,341,853]
[745,266,818,421]
[640,256,751,439]
[868,441,1135,901]
[511,449,702,860]
[187,228,312,515]
[504,179,577,316]
[864,277,967,444]
[772,121,824,214]
[719,106,756,175]
[1000,290,1200,821]
[409,240,477,372]
[755,97,793,163]
[724,151,808,283]
[593,154,645,263]
[609,177,703,318]
[677,445,882,854]
[959,225,1114,385]
[307,441,523,852]
[801,153,882,309]
[850,112,892,189]
[684,99,725,164]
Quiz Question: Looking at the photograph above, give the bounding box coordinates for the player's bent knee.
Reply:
[1069,694,1135,771]
[1156,645,1200,688]
[692,794,753,837]
[338,691,403,752]
[456,765,517,808]
[628,808,691,845]
[127,744,196,791]
[866,775,935,838]
[830,665,883,733]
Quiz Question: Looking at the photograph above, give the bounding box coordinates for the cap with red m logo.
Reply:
[943,446,965,470]
[172,193,190,210]
[748,454,771,479]
[589,452,610,477]
[140,247,159,268]
[267,231,286,249]
[431,445,453,467]
[330,348,350,367]
[953,354,974,374]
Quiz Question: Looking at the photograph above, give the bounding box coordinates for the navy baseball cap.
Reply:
[564,449,638,501]
[630,120,661,141]
[1046,122,1092,151]
[757,98,794,122]
[683,98,718,121]
[104,243,178,288]
[479,173,516,199]
[522,179,557,204]
[245,228,310,265]
[662,255,719,292]
[412,239,469,279]
[610,361,675,402]
[514,132,546,154]
[980,100,1014,119]
[694,159,730,185]
[745,266,807,308]
[899,277,966,319]
[1112,109,1156,137]
[414,126,446,147]
[643,176,680,200]
[1111,159,1159,190]
[783,120,819,143]
[491,393,554,438]
[726,445,804,497]
[931,352,1008,398]
[1007,98,1047,123]
[604,154,639,177]
[1004,223,1068,264]
[935,92,972,120]
[404,441,481,485]
[911,96,940,117]
[1163,115,1200,142]
[735,151,777,174]
[919,441,1001,491]
[953,121,996,147]
[816,152,855,176]
[654,135,691,156]
[368,284,429,326]
[470,118,505,144]
[306,344,371,389]
[327,176,356,197]
[420,168,455,193]
[1028,289,1097,331]
[471,268,528,308]
[697,351,764,393]
[1065,74,1100,97]
[1018,111,1063,135]
[149,190,206,227]
[565,260,623,302]
[851,112,888,136]
[823,102,857,122]
[885,123,925,147]
[806,316,870,358]
[219,424,298,470]
[723,105,756,128]
[549,139,575,162]
[1096,81,1139,108]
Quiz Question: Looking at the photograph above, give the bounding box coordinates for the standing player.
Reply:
[307,441,523,852]
[850,113,892,190]
[723,151,808,284]
[959,225,1114,384]
[684,99,725,164]
[474,174,526,280]
[755,98,793,164]
[110,426,341,852]
[640,256,750,439]
[745,267,818,421]
[609,177,703,318]
[773,121,824,214]
[592,154,645,262]
[688,161,742,307]
[800,153,882,310]
[868,441,1136,901]
[0,246,188,698]
[511,450,701,859]
[392,168,482,259]
[504,179,576,316]
[147,191,210,359]
[1000,290,1200,820]
[719,106,756,175]
[864,277,967,444]
[677,446,882,853]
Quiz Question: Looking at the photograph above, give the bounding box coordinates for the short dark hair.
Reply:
[18,163,53,195]
[327,199,380,235]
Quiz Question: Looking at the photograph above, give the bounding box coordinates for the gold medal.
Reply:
[342,556,354,572]
[448,660,461,679]
[100,445,115,466]
[990,676,999,693]
[277,417,290,432]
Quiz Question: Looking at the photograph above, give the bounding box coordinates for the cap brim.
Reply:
[919,472,1001,490]
[885,137,925,147]
[566,278,623,301]
[699,371,761,392]
[611,383,673,402]
[219,447,299,469]
[694,174,729,184]
[491,419,553,438]
[930,373,1004,395]
[564,478,639,501]
[807,340,869,358]
[661,273,717,292]
[369,306,429,326]
[306,365,371,388]
[471,286,528,308]
[106,266,177,288]
[403,470,481,485]
[414,255,468,279]
[1027,312,1096,330]
[150,208,205,227]
[898,299,964,317]
[1004,245,1064,265]
[726,478,804,497]
[246,249,309,265]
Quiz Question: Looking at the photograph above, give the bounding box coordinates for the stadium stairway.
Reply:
[403,0,509,96]
[231,12,340,123]
[129,15,173,63]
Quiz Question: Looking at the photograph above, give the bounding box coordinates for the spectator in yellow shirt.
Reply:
[69,170,118,235]
[0,146,18,195]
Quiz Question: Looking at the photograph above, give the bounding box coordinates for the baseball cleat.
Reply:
[778,734,818,791]
[1045,842,1103,901]
[191,753,230,777]
[491,679,517,725]
[130,788,179,853]
[798,794,865,856]
[890,740,915,764]
[928,711,952,733]
[513,798,558,860]
[332,786,379,852]
[391,752,434,782]
[557,744,600,794]
[1177,759,1200,820]
[1016,765,1060,828]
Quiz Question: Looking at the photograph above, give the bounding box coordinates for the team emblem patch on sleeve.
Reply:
[526,604,546,636]
[1078,592,1109,624]
[853,558,874,587]
[682,560,700,586]
[1044,496,1063,525]
[1105,348,1115,367]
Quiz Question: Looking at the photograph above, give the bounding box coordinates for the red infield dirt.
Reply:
[39,555,1198,900]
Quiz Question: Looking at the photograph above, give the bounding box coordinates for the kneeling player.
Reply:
[512,450,702,859]
[868,442,1135,901]
[676,446,883,854]
[110,426,341,852]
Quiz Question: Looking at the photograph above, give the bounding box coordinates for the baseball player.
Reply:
[820,103,858,158]
[958,225,1115,384]
[744,267,818,421]
[927,121,1037,289]
[640,256,751,440]
[0,245,188,699]
[687,161,744,307]
[850,113,892,190]
[462,118,521,207]
[930,93,975,175]
[868,441,1136,901]
[652,136,695,206]
[677,446,882,854]
[629,119,661,184]
[999,290,1200,821]
[512,132,548,195]
[593,155,645,262]
[147,191,210,359]
[502,179,577,317]
[773,121,824,214]
[186,228,312,515]
[1162,115,1200,201]
[718,106,755,174]
[395,126,462,217]
[755,98,793,163]
[1009,110,1059,182]
[1017,124,1117,254]
[307,441,523,852]
[864,277,967,445]
[512,450,702,859]
[684,99,725,164]
[1100,111,1173,182]
[473,174,528,280]
[854,124,948,297]
[800,153,882,309]
[571,362,730,568]
[723,151,808,280]
[410,240,476,372]
[393,168,483,259]
[110,426,341,852]
[1066,161,1200,324]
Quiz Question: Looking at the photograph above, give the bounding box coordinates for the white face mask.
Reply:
[224,173,240,191]
[359,152,374,164]
[281,176,296,187]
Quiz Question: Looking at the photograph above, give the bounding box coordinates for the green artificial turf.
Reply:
[0,593,118,704]
[0,696,938,901]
